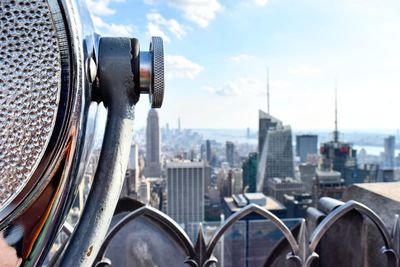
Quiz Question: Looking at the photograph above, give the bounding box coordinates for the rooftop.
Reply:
[352,182,400,202]
[224,194,286,213]
[316,169,341,177]
[165,161,206,168]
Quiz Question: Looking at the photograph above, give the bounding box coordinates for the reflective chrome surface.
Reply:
[0,0,99,265]
[0,0,61,216]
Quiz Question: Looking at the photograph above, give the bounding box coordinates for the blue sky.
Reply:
[87,0,400,131]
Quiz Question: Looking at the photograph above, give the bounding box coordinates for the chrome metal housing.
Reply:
[0,0,99,265]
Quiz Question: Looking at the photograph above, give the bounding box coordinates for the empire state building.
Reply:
[144,109,161,178]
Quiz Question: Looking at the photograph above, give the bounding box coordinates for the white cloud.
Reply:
[206,78,292,96]
[228,54,254,62]
[252,0,268,6]
[206,78,264,96]
[288,65,322,77]
[87,0,135,37]
[91,15,135,37]
[146,12,188,42]
[145,0,223,28]
[166,55,204,79]
[147,22,170,42]
[86,0,124,16]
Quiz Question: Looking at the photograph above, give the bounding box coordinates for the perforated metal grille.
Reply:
[0,0,61,209]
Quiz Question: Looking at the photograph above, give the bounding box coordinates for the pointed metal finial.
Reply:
[185,224,218,267]
[287,219,319,267]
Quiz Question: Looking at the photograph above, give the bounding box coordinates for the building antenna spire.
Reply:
[267,67,270,114]
[334,78,339,142]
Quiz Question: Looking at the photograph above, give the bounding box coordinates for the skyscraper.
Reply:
[144,109,161,178]
[258,110,280,156]
[257,125,295,194]
[226,141,235,167]
[206,140,212,163]
[384,135,395,168]
[166,161,206,225]
[319,84,359,185]
[242,153,257,192]
[121,144,140,198]
[231,168,243,194]
[296,135,318,163]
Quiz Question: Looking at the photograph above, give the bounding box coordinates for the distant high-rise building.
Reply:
[258,110,280,156]
[206,140,212,163]
[314,169,345,201]
[178,117,181,132]
[268,177,304,203]
[144,109,161,178]
[384,136,395,168]
[220,172,233,199]
[319,84,359,185]
[296,135,318,163]
[138,178,150,204]
[299,163,316,194]
[320,141,358,185]
[231,168,243,194]
[166,161,206,225]
[242,153,257,192]
[200,144,206,161]
[122,144,140,198]
[226,141,235,167]
[246,127,250,139]
[359,163,379,183]
[257,125,294,194]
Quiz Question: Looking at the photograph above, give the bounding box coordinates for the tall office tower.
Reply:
[319,83,359,185]
[258,110,281,156]
[138,178,151,204]
[257,125,295,194]
[246,127,250,139]
[226,141,235,167]
[121,144,140,198]
[320,140,358,186]
[296,135,318,163]
[384,136,395,168]
[230,168,243,194]
[178,117,181,132]
[220,172,233,199]
[299,163,316,194]
[200,144,206,161]
[166,161,206,226]
[144,109,161,178]
[206,140,212,163]
[242,153,257,192]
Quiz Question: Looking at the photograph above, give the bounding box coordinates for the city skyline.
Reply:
[88,0,400,131]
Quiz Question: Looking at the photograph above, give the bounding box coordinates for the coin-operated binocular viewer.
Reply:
[0,1,165,266]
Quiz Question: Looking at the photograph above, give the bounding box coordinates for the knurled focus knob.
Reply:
[139,36,165,108]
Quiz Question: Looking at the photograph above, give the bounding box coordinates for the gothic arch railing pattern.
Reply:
[94,206,195,266]
[93,199,400,267]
